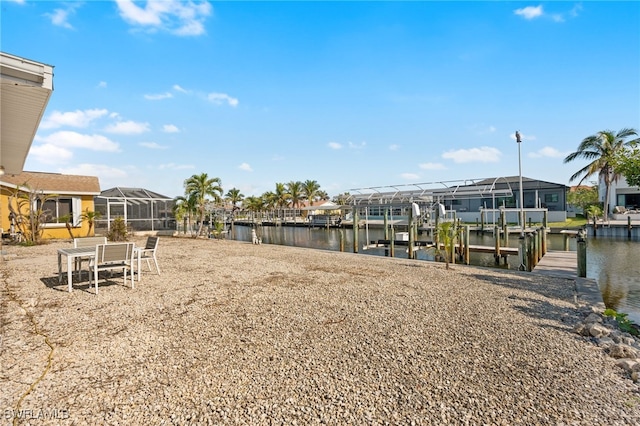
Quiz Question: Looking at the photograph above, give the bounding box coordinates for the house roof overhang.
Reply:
[0,52,54,176]
[0,171,101,195]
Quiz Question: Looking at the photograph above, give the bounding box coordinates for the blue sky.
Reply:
[3,1,639,199]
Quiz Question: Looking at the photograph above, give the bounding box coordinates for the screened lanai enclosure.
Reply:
[94,187,175,233]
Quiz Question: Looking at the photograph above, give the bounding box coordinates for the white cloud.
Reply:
[569,3,583,18]
[7,0,26,4]
[207,92,239,107]
[528,146,567,159]
[419,162,447,170]
[173,84,189,93]
[40,109,109,129]
[162,124,180,133]
[551,3,583,23]
[348,141,366,150]
[514,5,543,20]
[158,163,195,170]
[328,142,342,150]
[144,92,173,100]
[238,163,253,172]
[401,173,420,180]
[140,142,168,150]
[60,163,128,180]
[104,120,150,134]
[28,144,74,165]
[442,147,501,163]
[97,81,107,88]
[389,144,399,151]
[35,131,120,152]
[45,4,79,29]
[115,0,212,36]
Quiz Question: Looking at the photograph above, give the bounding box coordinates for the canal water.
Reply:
[227,224,640,323]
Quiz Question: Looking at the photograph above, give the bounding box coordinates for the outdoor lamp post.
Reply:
[516,131,525,235]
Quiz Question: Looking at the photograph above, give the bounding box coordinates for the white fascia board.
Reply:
[0,52,54,89]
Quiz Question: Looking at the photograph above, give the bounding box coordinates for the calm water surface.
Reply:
[228,225,640,322]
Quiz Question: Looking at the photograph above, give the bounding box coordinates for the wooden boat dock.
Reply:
[531,250,578,278]
[363,240,518,256]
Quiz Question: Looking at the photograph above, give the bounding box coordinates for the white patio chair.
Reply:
[88,243,135,294]
[136,236,160,281]
[73,236,107,280]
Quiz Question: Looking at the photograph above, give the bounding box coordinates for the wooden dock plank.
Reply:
[532,250,577,278]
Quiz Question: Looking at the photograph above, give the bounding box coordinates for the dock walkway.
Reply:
[532,250,577,279]
[532,250,604,309]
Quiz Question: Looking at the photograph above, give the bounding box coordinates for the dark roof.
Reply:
[97,187,172,201]
[0,171,100,194]
[472,176,567,189]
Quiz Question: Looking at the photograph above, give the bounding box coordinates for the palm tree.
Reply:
[273,183,290,208]
[287,180,303,209]
[316,190,329,201]
[184,173,223,237]
[173,194,197,235]
[244,196,265,221]
[436,221,456,270]
[225,188,244,211]
[271,183,290,221]
[332,192,351,206]
[81,208,102,236]
[564,128,639,216]
[302,179,321,206]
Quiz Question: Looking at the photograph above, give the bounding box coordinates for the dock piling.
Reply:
[577,234,587,278]
[494,226,501,265]
[352,206,359,253]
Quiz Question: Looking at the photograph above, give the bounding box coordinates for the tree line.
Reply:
[172,177,352,237]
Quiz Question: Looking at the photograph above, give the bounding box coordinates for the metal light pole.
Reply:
[516,131,525,235]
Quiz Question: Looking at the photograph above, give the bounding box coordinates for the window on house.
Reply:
[495,196,516,208]
[544,193,559,203]
[37,197,81,225]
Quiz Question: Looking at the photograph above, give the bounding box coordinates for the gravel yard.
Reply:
[1,236,639,425]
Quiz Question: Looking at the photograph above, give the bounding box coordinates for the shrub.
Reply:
[107,217,128,242]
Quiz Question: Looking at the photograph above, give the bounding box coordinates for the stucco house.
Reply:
[602,177,640,215]
[1,171,101,240]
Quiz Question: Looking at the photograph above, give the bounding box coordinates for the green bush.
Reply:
[604,309,639,336]
[107,217,128,242]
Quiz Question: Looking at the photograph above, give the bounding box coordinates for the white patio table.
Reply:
[58,244,141,292]
[57,246,96,292]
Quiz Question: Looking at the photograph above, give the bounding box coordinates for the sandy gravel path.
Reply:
[1,237,639,425]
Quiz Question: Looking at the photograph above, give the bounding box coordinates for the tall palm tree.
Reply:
[564,128,639,215]
[273,183,290,209]
[225,188,244,211]
[287,180,303,209]
[302,179,321,206]
[271,183,290,221]
[316,190,329,201]
[173,194,197,235]
[184,173,223,237]
[244,196,265,221]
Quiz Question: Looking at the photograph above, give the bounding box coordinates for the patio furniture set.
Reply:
[57,236,160,294]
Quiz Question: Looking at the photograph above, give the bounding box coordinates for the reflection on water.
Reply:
[228,225,640,321]
[586,239,640,323]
